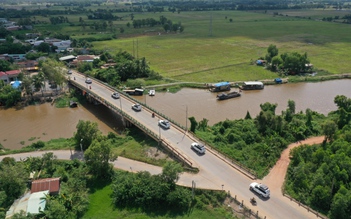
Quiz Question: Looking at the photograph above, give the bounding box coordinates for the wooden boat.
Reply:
[240,81,264,90]
[149,89,155,96]
[216,91,241,100]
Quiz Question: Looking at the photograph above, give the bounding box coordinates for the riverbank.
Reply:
[144,73,351,92]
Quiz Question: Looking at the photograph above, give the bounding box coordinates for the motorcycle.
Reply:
[250,197,257,205]
[152,113,155,118]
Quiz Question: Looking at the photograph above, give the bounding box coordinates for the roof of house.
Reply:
[0,71,6,77]
[5,70,21,75]
[31,177,60,194]
[27,190,49,214]
[77,55,98,61]
[59,55,76,61]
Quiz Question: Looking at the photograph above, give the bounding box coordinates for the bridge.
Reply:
[68,71,321,219]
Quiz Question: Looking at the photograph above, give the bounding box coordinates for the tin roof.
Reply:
[27,190,49,214]
[5,70,21,75]
[31,177,60,194]
[214,82,230,87]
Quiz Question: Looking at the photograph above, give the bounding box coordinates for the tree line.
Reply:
[285,95,351,219]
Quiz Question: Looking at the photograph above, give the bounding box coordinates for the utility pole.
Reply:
[185,105,188,132]
[209,13,213,37]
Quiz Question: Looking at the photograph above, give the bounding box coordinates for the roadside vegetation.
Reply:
[284,95,351,219]
[1,0,351,218]
[192,99,328,178]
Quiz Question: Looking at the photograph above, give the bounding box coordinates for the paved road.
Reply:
[17,72,320,219]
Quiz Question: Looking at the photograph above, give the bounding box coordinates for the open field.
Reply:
[91,10,351,82]
[10,6,351,82]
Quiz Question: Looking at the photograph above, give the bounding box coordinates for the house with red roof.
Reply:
[0,70,22,84]
[31,177,61,195]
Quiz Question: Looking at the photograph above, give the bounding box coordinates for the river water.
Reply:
[1,80,350,150]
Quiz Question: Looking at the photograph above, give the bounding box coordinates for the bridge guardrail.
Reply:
[69,75,255,176]
[282,193,328,219]
[69,78,193,168]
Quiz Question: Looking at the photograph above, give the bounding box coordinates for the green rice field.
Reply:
[18,5,351,83]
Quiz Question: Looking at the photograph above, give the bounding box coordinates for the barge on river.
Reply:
[123,88,144,96]
[216,91,241,100]
[209,81,231,92]
[239,81,264,90]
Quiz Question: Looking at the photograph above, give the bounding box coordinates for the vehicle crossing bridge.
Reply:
[67,71,322,219]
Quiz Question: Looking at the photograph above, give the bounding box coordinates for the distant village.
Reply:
[0,17,101,88]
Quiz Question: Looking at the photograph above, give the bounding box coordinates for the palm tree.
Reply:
[32,72,45,96]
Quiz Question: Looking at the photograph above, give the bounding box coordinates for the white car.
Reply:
[111,92,120,99]
[191,142,206,154]
[158,120,170,129]
[131,103,142,111]
[85,78,92,84]
[249,182,270,198]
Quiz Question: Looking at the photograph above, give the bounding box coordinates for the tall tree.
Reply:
[74,120,101,150]
[84,139,117,179]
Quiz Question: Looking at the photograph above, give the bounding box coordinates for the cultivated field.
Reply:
[91,10,351,82]
[18,5,351,82]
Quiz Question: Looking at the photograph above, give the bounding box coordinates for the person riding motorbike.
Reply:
[152,113,155,118]
[250,197,256,203]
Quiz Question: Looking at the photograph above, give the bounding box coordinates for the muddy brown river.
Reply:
[1,79,350,149]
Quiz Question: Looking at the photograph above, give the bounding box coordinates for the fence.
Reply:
[227,192,266,219]
[282,193,328,219]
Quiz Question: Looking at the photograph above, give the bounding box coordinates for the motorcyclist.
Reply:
[152,113,155,118]
[251,197,256,203]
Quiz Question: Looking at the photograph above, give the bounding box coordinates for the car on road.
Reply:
[111,92,120,99]
[67,69,73,74]
[249,182,270,198]
[131,103,142,111]
[85,78,92,84]
[191,142,206,154]
[158,120,170,129]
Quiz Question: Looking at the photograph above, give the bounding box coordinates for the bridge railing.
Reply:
[69,79,193,168]
[186,131,257,180]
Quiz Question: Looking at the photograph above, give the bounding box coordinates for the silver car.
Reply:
[111,92,120,99]
[158,120,170,129]
[131,103,142,111]
[191,142,206,154]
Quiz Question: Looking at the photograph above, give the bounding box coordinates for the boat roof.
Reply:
[244,81,263,86]
[214,81,230,87]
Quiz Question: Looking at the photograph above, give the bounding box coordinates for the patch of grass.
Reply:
[28,137,37,141]
[20,141,25,145]
[111,128,170,167]
[83,180,236,219]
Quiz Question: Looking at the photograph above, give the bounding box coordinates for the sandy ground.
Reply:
[262,136,325,193]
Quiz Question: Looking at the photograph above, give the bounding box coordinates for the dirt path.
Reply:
[262,136,325,193]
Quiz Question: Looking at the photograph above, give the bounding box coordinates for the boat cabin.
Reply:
[209,81,231,92]
[240,81,264,90]
[123,88,144,96]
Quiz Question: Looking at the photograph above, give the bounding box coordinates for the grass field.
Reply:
[89,10,351,82]
[82,181,234,219]
[20,7,351,83]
